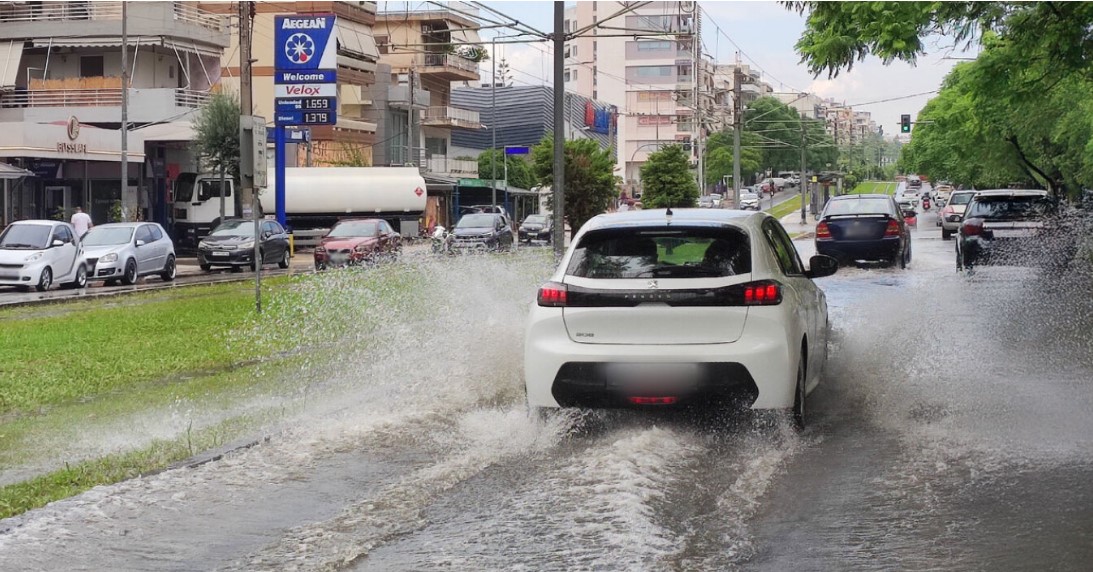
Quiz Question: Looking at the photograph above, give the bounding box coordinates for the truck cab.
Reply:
[172,173,237,245]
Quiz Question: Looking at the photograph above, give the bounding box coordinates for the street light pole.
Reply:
[552,1,565,258]
[491,36,497,208]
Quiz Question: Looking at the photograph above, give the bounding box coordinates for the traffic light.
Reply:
[900,114,911,133]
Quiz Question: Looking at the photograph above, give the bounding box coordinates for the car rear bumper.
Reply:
[524,308,798,410]
[815,237,900,261]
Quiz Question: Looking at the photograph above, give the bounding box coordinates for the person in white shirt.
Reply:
[71,206,93,237]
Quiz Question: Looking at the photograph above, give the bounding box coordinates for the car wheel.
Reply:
[121,259,138,285]
[63,264,88,289]
[278,249,290,269]
[791,355,807,431]
[901,244,910,269]
[942,228,952,241]
[199,263,211,272]
[35,266,53,292]
[161,255,176,281]
[314,262,326,272]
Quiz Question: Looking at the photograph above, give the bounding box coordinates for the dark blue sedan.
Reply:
[815,194,912,268]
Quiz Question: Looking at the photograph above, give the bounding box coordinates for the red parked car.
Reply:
[314,218,402,270]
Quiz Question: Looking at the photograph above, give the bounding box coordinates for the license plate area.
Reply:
[210,251,229,257]
[604,363,701,394]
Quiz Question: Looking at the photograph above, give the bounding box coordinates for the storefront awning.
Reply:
[335,19,379,72]
[449,27,482,45]
[1,40,23,92]
[0,161,32,179]
[31,37,219,57]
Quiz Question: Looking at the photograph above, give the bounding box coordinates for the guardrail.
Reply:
[0,88,122,108]
[174,89,211,108]
[173,2,226,33]
[422,106,482,129]
[422,53,478,74]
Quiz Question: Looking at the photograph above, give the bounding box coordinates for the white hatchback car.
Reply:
[0,220,88,291]
[524,209,838,429]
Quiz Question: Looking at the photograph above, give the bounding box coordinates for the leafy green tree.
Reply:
[639,145,699,208]
[704,130,761,186]
[478,149,536,190]
[531,137,617,237]
[193,91,241,220]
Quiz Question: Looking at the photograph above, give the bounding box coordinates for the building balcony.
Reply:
[387,85,430,110]
[420,53,480,81]
[0,1,228,47]
[422,106,482,130]
[0,87,210,123]
[423,154,478,177]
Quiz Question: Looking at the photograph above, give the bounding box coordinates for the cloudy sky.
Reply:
[388,1,978,133]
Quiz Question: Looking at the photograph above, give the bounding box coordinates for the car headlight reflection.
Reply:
[24,252,43,262]
[239,240,255,250]
[99,252,118,263]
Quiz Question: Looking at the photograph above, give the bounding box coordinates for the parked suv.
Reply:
[451,213,514,251]
[0,220,88,291]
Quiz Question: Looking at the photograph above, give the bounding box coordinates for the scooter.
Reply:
[922,197,931,211]
[431,225,453,254]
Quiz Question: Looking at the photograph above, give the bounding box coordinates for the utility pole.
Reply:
[120,0,128,220]
[800,118,808,225]
[552,1,565,258]
[407,68,415,165]
[491,37,497,207]
[693,10,703,195]
[239,0,254,214]
[732,65,742,209]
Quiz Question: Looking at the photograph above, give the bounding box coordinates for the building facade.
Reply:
[202,1,380,167]
[0,0,229,227]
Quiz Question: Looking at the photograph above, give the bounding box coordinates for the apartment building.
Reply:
[373,3,482,181]
[563,1,710,195]
[0,1,229,227]
[203,1,380,167]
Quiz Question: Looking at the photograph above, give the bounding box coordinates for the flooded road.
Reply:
[2,212,1092,571]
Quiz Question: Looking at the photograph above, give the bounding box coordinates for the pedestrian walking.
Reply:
[71,205,93,237]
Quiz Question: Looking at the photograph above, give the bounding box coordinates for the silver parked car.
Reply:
[82,222,176,285]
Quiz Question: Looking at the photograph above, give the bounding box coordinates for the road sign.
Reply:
[276,97,336,113]
[504,146,531,155]
[274,15,337,71]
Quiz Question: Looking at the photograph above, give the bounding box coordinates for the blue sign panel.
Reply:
[274,15,337,71]
[276,97,336,113]
[275,70,336,84]
[505,146,531,155]
[276,110,337,126]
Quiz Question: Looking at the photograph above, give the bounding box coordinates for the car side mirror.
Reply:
[51,239,64,247]
[135,239,146,247]
[806,254,838,279]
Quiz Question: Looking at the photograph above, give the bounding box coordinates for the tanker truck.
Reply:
[172,167,427,244]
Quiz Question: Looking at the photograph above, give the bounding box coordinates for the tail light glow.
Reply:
[629,396,679,405]
[537,282,568,307]
[884,219,901,237]
[962,218,984,236]
[815,221,832,240]
[742,280,781,306]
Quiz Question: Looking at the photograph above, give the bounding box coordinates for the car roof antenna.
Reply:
[665,206,673,225]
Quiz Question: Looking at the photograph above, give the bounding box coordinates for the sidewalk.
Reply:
[780,211,818,240]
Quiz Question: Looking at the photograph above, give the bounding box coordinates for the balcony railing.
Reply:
[424,155,478,177]
[0,88,209,109]
[173,2,226,33]
[422,106,482,129]
[0,1,122,22]
[422,53,478,74]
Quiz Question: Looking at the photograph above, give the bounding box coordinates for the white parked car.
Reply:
[0,220,88,291]
[82,222,176,285]
[524,209,839,429]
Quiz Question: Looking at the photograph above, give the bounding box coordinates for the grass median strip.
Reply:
[767,195,803,220]
[850,181,896,195]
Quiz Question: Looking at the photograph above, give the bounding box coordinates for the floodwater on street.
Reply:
[1,211,1092,571]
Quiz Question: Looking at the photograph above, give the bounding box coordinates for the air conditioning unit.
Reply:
[679,1,696,13]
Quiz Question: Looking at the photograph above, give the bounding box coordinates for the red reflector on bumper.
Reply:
[629,396,679,405]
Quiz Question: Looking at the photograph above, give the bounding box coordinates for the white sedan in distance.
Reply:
[524,209,839,429]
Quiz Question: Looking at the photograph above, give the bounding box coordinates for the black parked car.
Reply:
[956,189,1074,272]
[450,213,514,252]
[518,214,553,244]
[198,219,291,271]
[815,194,912,268]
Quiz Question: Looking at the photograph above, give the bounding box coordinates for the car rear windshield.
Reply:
[949,193,974,205]
[824,198,893,217]
[966,195,1056,220]
[567,226,751,279]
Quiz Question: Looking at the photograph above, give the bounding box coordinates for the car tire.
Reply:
[62,264,88,289]
[791,355,807,431]
[278,249,290,269]
[121,259,138,285]
[35,266,53,292]
[315,262,326,272]
[161,255,176,281]
[199,263,211,272]
[942,228,952,241]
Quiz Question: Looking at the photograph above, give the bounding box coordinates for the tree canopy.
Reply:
[531,137,617,237]
[478,149,536,190]
[193,91,240,180]
[640,145,699,208]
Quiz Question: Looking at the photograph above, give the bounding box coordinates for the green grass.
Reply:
[849,181,897,195]
[767,195,804,220]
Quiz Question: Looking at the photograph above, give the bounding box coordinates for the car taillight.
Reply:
[815,221,831,240]
[741,280,782,306]
[962,218,984,236]
[884,219,901,237]
[315,246,325,253]
[629,396,678,405]
[537,282,568,307]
